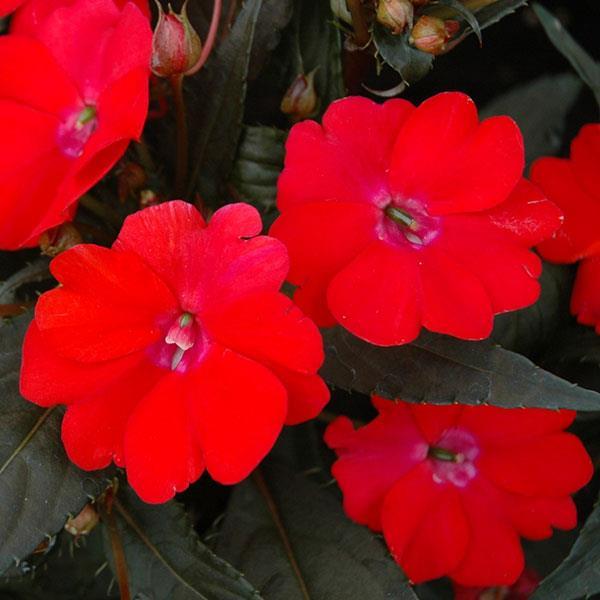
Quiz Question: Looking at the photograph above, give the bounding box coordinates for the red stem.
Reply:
[185,0,223,76]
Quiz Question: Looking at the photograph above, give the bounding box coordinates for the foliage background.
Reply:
[0,1,599,599]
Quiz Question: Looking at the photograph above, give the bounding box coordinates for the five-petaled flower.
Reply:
[533,124,600,333]
[270,92,562,346]
[325,396,592,586]
[20,201,329,503]
[0,0,151,249]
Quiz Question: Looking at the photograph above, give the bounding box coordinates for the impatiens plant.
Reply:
[1,1,600,599]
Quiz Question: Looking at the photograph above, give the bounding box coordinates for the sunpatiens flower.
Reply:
[270,93,562,346]
[0,0,152,249]
[0,0,22,16]
[532,124,600,333]
[20,201,329,503]
[325,396,592,586]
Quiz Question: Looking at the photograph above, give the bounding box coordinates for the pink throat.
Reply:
[56,104,98,158]
[148,311,210,374]
[428,428,479,488]
[376,196,441,248]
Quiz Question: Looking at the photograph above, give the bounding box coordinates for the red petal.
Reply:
[36,244,177,362]
[278,96,414,210]
[0,35,79,114]
[485,178,563,246]
[571,256,600,332]
[400,487,470,583]
[188,349,287,484]
[503,493,577,540]
[419,245,494,339]
[479,433,593,497]
[408,403,464,444]
[390,92,524,215]
[20,321,146,406]
[381,463,448,576]
[571,123,600,202]
[124,372,205,503]
[458,405,575,448]
[327,241,422,346]
[269,365,329,425]
[62,360,162,470]
[204,291,324,374]
[449,479,524,586]
[325,400,428,529]
[292,274,337,328]
[437,215,543,313]
[533,158,600,262]
[269,201,378,287]
[0,0,23,16]
[17,0,151,99]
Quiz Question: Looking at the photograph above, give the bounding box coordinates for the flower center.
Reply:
[148,311,209,373]
[56,105,98,158]
[428,427,479,488]
[378,198,441,248]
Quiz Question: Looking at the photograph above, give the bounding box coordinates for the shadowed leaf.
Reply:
[106,485,261,600]
[321,326,600,410]
[0,315,110,575]
[216,461,418,600]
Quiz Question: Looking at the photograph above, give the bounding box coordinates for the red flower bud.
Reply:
[281,70,318,122]
[151,1,202,78]
[377,0,414,35]
[409,15,459,55]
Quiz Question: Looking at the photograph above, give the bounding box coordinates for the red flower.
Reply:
[0,0,152,249]
[270,93,562,346]
[532,124,600,332]
[325,396,592,586]
[20,201,329,503]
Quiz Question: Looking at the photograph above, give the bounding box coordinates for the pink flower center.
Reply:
[56,105,98,158]
[428,427,479,488]
[149,311,210,373]
[378,198,441,248]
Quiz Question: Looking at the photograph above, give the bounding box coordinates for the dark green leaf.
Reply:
[231,126,286,212]
[0,528,117,600]
[0,315,110,575]
[321,326,600,410]
[216,462,418,600]
[532,3,600,109]
[466,0,527,30]
[188,0,293,203]
[532,497,600,600]
[107,485,261,600]
[481,73,582,164]
[373,25,434,84]
[491,262,574,356]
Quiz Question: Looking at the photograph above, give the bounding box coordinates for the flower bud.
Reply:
[409,15,459,55]
[151,1,202,78]
[39,223,82,257]
[64,504,100,537]
[377,0,414,35]
[281,70,318,122]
